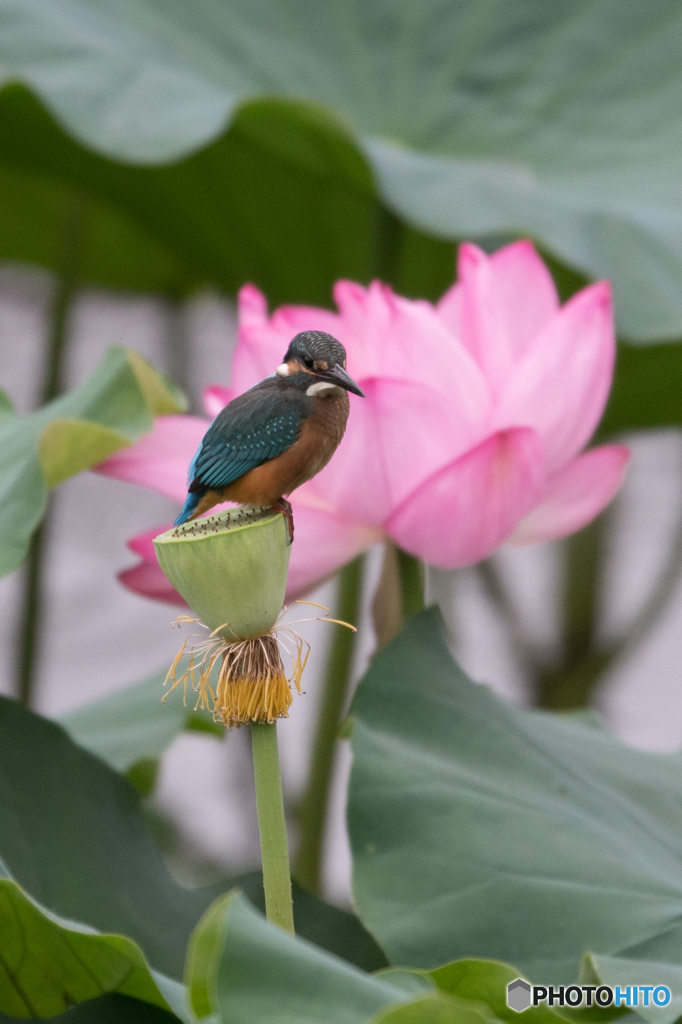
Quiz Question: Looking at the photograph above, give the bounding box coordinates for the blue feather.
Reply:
[187,444,201,487]
[175,491,202,526]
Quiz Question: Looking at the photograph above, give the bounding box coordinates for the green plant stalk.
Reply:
[251,722,295,934]
[397,548,424,619]
[162,295,193,410]
[16,191,88,706]
[294,557,362,894]
[534,513,605,709]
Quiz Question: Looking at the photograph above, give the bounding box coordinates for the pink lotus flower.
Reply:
[97,241,629,604]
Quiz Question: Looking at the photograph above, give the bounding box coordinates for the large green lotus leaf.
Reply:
[3,1,682,337]
[0,163,191,296]
[585,955,682,1024]
[0,695,213,980]
[58,668,222,775]
[0,872,186,1021]
[0,345,185,577]
[0,85,391,310]
[186,889,419,1024]
[0,695,388,983]
[348,609,682,984]
[209,871,389,976]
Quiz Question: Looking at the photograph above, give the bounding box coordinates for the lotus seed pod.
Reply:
[153,507,290,640]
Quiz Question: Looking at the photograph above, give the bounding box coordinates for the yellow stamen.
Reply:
[162,605,352,727]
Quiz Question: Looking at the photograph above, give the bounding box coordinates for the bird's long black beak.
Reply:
[318,364,365,397]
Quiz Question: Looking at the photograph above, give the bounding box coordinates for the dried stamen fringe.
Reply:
[163,605,354,727]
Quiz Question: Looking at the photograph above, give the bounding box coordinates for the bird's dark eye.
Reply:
[303,356,314,369]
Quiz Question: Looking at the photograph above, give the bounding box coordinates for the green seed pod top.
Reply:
[153,508,290,640]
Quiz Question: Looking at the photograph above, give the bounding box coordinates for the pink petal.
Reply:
[495,282,615,472]
[231,285,281,390]
[203,385,234,418]
[95,415,208,503]
[126,524,174,559]
[285,503,381,600]
[119,560,187,607]
[437,241,559,391]
[332,280,487,401]
[509,445,630,545]
[384,427,544,567]
[232,284,340,392]
[309,378,488,527]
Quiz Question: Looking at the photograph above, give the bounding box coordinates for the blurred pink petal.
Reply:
[312,378,488,526]
[127,523,173,559]
[509,445,630,545]
[119,560,187,607]
[438,241,558,392]
[203,385,234,418]
[333,279,487,400]
[232,284,340,392]
[286,504,381,600]
[95,415,207,503]
[496,282,614,472]
[385,427,544,567]
[104,241,626,602]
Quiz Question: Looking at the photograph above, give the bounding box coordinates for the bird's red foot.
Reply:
[271,497,294,545]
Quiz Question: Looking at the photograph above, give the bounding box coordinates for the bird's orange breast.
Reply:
[219,389,350,507]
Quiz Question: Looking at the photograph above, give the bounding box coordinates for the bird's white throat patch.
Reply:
[306,380,339,397]
[275,363,289,377]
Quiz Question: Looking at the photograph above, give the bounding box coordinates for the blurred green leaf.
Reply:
[349,609,682,984]
[58,668,221,775]
[0,85,400,308]
[0,993,181,1023]
[0,872,184,1020]
[0,345,185,577]
[0,695,214,980]
[0,163,191,296]
[125,758,161,798]
[39,418,130,488]
[585,955,682,1024]
[186,889,407,1023]
[369,996,493,1024]
[600,342,682,436]
[0,389,14,417]
[429,961,555,1024]
[373,969,435,997]
[4,2,682,335]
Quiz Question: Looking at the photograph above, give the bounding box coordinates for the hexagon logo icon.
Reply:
[507,979,532,1012]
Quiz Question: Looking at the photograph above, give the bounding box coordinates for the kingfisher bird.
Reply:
[175,330,364,540]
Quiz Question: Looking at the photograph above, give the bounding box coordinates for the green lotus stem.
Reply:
[251,722,295,934]
[372,543,424,650]
[294,557,362,894]
[397,547,424,619]
[16,190,88,706]
[154,507,299,928]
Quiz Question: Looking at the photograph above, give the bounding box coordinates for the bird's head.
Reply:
[276,331,364,397]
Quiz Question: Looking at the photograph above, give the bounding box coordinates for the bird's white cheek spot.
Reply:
[276,363,289,377]
[306,381,338,397]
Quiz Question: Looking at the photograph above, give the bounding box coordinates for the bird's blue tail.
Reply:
[175,491,202,526]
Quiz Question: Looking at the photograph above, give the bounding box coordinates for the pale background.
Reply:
[1,265,680,905]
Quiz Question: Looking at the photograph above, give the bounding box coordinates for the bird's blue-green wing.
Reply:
[191,383,305,491]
